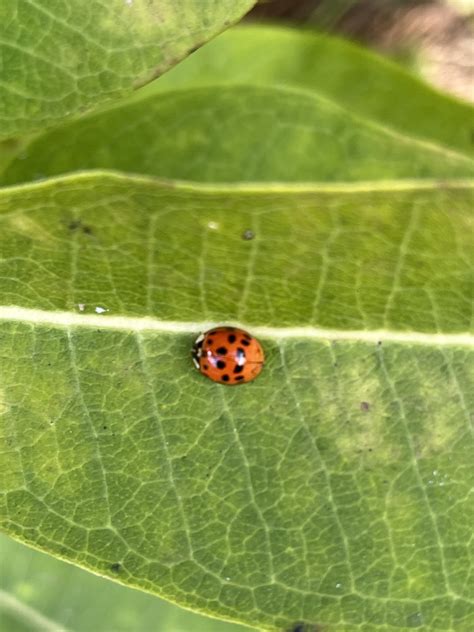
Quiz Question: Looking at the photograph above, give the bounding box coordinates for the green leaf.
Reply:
[3,26,472,186]
[0,0,256,139]
[143,25,474,157]
[2,85,473,186]
[0,534,251,632]
[1,173,473,631]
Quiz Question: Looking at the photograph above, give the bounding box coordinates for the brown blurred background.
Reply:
[248,0,474,102]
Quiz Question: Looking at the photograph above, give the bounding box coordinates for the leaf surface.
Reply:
[0,173,473,631]
[0,534,250,632]
[0,0,256,139]
[2,86,473,186]
[142,26,474,157]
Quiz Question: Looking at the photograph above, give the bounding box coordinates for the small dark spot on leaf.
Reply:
[110,563,121,573]
[360,401,370,412]
[368,448,373,452]
[242,229,255,240]
[377,341,382,346]
[68,220,81,231]
[82,225,93,235]
[103,426,107,430]
[287,623,323,632]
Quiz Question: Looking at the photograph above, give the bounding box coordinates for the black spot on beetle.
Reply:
[110,563,121,573]
[216,360,226,369]
[203,364,209,370]
[216,347,227,355]
[241,339,250,346]
[235,376,244,381]
[233,365,244,374]
[222,375,230,382]
[207,338,213,345]
[228,334,236,343]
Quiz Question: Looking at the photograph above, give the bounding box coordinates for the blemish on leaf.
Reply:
[67,219,93,235]
[110,563,121,573]
[287,623,323,632]
[360,401,370,412]
[242,229,255,240]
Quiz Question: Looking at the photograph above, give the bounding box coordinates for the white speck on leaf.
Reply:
[207,221,219,230]
[95,306,108,314]
[77,303,85,312]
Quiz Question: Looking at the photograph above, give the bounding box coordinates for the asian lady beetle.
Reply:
[192,326,264,385]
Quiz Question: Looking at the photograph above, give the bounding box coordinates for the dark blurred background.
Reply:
[248,0,474,102]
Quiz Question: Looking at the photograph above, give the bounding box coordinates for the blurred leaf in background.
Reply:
[0,534,252,632]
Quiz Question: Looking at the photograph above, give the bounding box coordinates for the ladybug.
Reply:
[192,326,264,385]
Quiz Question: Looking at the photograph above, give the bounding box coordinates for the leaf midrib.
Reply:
[0,170,473,203]
[0,589,68,632]
[1,307,473,347]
